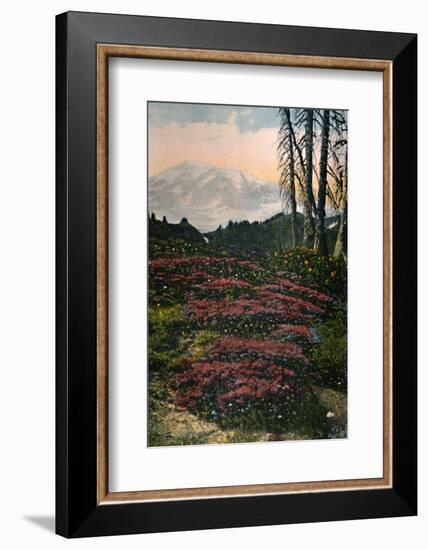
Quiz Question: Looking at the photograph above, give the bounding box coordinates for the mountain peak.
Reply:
[176,160,213,170]
[155,160,214,177]
[149,162,282,232]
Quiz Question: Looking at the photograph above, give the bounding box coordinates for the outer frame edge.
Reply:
[391,34,418,516]
[56,11,418,538]
[69,489,415,538]
[55,11,70,539]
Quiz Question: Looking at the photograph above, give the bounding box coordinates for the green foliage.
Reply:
[149,236,227,259]
[309,307,347,390]
[186,330,221,361]
[270,246,347,298]
[207,212,303,257]
[226,431,263,444]
[206,212,341,258]
[148,305,183,376]
[318,388,347,438]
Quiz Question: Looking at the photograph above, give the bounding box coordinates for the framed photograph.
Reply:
[56,11,417,537]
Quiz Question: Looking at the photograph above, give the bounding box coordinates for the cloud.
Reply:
[233,107,279,133]
[149,121,280,182]
[148,102,279,133]
[148,103,231,127]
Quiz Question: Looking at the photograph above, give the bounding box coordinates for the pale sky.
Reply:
[148,102,282,182]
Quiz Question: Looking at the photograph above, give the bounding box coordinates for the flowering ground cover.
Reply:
[148,243,347,446]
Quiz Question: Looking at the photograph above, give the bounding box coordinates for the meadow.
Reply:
[148,227,347,446]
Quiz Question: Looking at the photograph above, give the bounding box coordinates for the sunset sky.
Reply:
[148,102,282,182]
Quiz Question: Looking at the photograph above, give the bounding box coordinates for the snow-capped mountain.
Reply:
[148,161,282,232]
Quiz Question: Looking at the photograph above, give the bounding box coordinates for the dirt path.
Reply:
[158,387,347,446]
[162,405,234,444]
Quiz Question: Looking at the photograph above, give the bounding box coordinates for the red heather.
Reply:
[270,278,333,303]
[195,278,251,290]
[174,359,297,411]
[185,292,323,322]
[209,336,307,362]
[271,324,315,342]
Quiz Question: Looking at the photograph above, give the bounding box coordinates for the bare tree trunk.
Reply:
[285,109,297,247]
[334,199,347,259]
[303,109,316,247]
[334,129,348,260]
[314,109,330,255]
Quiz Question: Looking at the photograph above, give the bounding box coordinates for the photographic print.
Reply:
[148,101,348,447]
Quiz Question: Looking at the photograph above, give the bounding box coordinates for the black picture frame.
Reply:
[56,11,417,538]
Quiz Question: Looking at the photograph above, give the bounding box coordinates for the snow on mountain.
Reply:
[148,161,282,232]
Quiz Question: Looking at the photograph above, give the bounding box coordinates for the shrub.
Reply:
[174,358,302,432]
[270,247,347,298]
[148,305,183,375]
[309,307,347,390]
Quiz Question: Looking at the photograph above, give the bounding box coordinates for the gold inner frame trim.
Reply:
[96,44,393,505]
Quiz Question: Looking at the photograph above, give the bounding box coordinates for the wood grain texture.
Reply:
[99,44,391,71]
[383,63,393,487]
[97,46,109,504]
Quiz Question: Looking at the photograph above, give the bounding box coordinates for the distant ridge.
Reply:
[149,214,206,244]
[206,212,340,257]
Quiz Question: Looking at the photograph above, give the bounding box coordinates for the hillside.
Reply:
[206,213,340,257]
[149,215,206,243]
